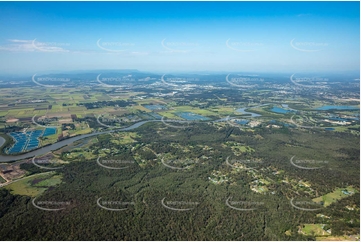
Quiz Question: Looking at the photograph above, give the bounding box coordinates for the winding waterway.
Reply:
[0,110,273,163]
[0,120,159,162]
[235,103,271,117]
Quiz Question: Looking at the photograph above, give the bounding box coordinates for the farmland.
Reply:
[0,71,359,241]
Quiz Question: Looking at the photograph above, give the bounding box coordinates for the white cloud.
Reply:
[0,39,69,52]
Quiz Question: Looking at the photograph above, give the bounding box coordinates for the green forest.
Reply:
[0,123,359,240]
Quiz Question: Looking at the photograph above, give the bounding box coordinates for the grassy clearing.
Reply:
[157,111,180,119]
[33,174,63,187]
[173,106,217,116]
[208,106,235,116]
[110,132,139,145]
[300,224,330,236]
[333,125,360,132]
[133,105,151,112]
[134,98,167,105]
[0,111,8,116]
[312,186,357,207]
[157,106,218,119]
[73,128,93,135]
[5,172,55,197]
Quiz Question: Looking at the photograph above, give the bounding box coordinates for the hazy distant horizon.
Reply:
[1,69,360,80]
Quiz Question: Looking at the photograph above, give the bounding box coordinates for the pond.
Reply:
[148,113,162,119]
[235,119,249,125]
[270,107,294,114]
[0,120,158,162]
[176,112,210,121]
[316,105,359,111]
[43,127,57,137]
[7,130,43,154]
[144,104,166,110]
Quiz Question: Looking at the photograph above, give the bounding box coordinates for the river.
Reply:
[235,103,271,117]
[0,116,250,162]
[0,120,158,162]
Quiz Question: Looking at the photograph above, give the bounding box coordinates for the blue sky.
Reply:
[0,1,359,75]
